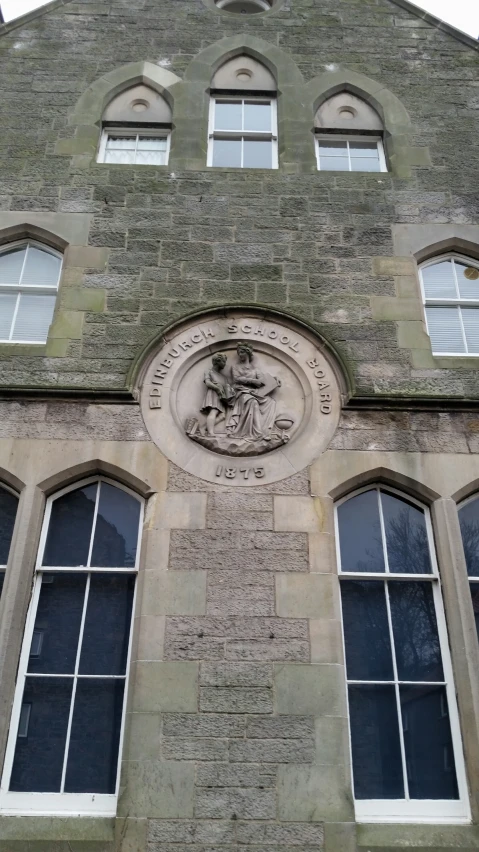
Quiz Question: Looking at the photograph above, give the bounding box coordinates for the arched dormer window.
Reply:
[0,477,143,814]
[207,55,278,169]
[420,254,479,356]
[98,84,172,166]
[0,242,62,344]
[215,0,271,12]
[0,484,18,599]
[314,92,386,173]
[336,486,468,821]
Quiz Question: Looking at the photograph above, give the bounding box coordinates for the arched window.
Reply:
[215,0,271,12]
[0,485,19,599]
[0,242,62,344]
[314,92,386,173]
[207,55,278,169]
[336,486,468,822]
[98,84,172,166]
[420,255,479,356]
[0,478,143,815]
[458,495,479,641]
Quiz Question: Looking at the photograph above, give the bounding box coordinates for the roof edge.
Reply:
[0,0,73,34]
[390,0,479,52]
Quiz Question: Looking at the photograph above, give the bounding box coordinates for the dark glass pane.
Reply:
[317,141,348,156]
[470,583,479,642]
[43,483,97,567]
[0,487,18,564]
[381,492,432,574]
[389,582,444,682]
[337,490,385,573]
[0,570,4,599]
[79,574,135,675]
[90,483,140,568]
[9,676,72,792]
[349,684,404,799]
[400,685,459,800]
[459,499,479,577]
[64,678,125,794]
[28,573,87,674]
[341,581,393,681]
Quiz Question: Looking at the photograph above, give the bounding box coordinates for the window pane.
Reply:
[0,248,25,285]
[317,141,348,157]
[104,149,136,165]
[243,139,273,169]
[135,150,168,166]
[43,483,97,567]
[243,102,271,132]
[389,582,444,682]
[11,294,56,343]
[422,261,457,300]
[106,136,136,150]
[28,573,87,675]
[21,247,61,288]
[9,677,73,792]
[381,492,432,574]
[137,137,167,150]
[214,101,242,131]
[0,570,4,598]
[425,306,465,354]
[64,678,125,794]
[455,261,479,300]
[470,584,479,641]
[337,490,385,573]
[341,581,393,681]
[0,292,17,340]
[90,483,141,568]
[459,499,479,576]
[349,684,404,799]
[79,574,135,675]
[461,308,479,354]
[318,155,349,171]
[350,157,381,172]
[400,685,459,800]
[349,142,379,158]
[0,487,18,565]
[212,138,242,168]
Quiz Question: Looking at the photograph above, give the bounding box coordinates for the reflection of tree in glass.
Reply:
[0,488,18,564]
[458,513,479,576]
[389,582,443,682]
[383,498,431,574]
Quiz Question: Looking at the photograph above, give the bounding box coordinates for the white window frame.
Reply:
[315,134,387,172]
[0,482,19,590]
[207,96,278,169]
[420,254,479,357]
[335,485,470,824]
[0,241,62,345]
[98,127,171,166]
[0,476,144,817]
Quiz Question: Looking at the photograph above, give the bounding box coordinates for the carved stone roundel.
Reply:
[140,311,342,486]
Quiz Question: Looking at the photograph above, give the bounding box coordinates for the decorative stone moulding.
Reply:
[139,310,345,486]
[215,0,272,13]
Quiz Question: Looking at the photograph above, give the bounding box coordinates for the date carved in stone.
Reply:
[185,342,295,456]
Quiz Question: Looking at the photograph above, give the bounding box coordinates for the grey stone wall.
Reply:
[0,0,477,397]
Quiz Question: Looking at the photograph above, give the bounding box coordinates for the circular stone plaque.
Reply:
[139,311,344,486]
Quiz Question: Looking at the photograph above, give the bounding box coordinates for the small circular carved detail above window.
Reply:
[215,0,273,13]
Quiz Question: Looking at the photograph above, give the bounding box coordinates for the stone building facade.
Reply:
[0,0,478,850]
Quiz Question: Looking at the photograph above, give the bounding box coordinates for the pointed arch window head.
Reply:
[208,56,277,169]
[0,242,62,344]
[0,478,143,816]
[420,255,479,356]
[336,486,469,823]
[315,92,386,173]
[98,84,172,166]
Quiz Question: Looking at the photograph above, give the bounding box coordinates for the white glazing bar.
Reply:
[457,307,469,355]
[452,259,460,300]
[339,572,433,581]
[8,293,21,341]
[347,140,352,172]
[384,579,410,801]
[377,488,390,573]
[60,573,91,793]
[86,481,101,568]
[18,245,29,286]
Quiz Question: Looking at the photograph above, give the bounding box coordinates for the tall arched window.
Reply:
[0,242,62,344]
[336,486,468,822]
[98,84,172,166]
[314,92,386,173]
[458,495,479,641]
[207,55,278,169]
[0,478,143,815]
[0,485,19,599]
[420,255,479,355]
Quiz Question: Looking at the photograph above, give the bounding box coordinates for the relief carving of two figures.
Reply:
[186,342,294,457]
